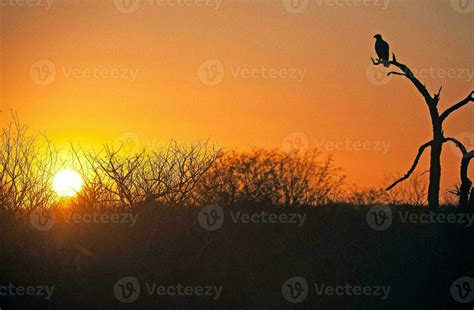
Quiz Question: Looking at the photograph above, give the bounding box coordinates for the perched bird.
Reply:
[374,34,390,67]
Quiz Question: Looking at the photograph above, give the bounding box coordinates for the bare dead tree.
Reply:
[197,149,345,207]
[71,140,220,209]
[71,145,122,209]
[0,113,58,212]
[372,53,473,208]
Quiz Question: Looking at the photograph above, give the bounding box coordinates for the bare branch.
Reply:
[428,86,443,106]
[372,53,434,105]
[444,137,474,159]
[386,141,432,191]
[444,137,474,207]
[440,91,474,122]
[387,71,406,77]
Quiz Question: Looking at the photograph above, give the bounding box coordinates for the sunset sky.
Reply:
[0,0,472,191]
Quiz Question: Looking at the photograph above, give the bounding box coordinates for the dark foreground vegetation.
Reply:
[0,204,472,308]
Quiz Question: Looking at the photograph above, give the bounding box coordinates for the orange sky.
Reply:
[0,0,473,191]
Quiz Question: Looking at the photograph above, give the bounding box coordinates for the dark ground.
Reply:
[0,204,472,309]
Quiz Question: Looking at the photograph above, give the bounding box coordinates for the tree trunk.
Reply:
[428,116,442,209]
[459,157,472,208]
[428,140,442,209]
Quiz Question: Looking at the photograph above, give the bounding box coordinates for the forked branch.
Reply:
[386,141,433,191]
[445,137,468,156]
[440,91,474,122]
[387,137,474,195]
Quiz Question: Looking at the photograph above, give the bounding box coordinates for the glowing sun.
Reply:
[52,170,84,197]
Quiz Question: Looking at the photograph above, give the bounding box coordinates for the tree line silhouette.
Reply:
[0,113,469,213]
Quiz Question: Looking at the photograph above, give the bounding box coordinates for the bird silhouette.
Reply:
[374,34,390,67]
